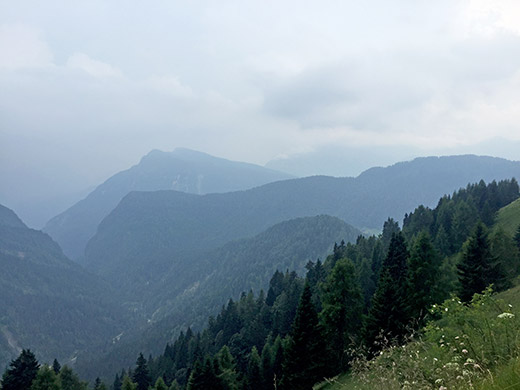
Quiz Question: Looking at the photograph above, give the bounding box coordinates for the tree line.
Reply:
[3,179,520,390]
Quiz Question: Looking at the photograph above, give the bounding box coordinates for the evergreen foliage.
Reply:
[406,232,443,323]
[319,258,363,372]
[153,377,168,390]
[30,366,60,390]
[490,228,520,278]
[112,374,122,390]
[215,346,239,390]
[4,177,520,390]
[246,347,262,390]
[121,376,136,390]
[58,366,87,390]
[52,359,61,375]
[364,232,410,348]
[186,357,223,390]
[458,223,506,302]
[168,380,180,390]
[1,349,40,390]
[132,354,151,390]
[93,377,107,390]
[281,283,327,389]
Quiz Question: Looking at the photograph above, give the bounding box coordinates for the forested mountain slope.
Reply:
[0,204,129,370]
[105,179,519,390]
[44,148,293,260]
[85,155,520,297]
[75,215,361,378]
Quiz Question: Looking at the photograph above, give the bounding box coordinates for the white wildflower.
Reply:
[497,312,515,319]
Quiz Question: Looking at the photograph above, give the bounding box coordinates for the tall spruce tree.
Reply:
[280,283,327,390]
[1,349,40,390]
[52,359,61,375]
[247,347,262,390]
[406,232,443,323]
[319,257,363,373]
[364,232,409,349]
[458,223,505,302]
[132,353,151,390]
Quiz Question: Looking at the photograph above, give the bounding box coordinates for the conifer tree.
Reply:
[186,357,223,390]
[215,346,239,390]
[30,366,60,390]
[59,366,87,390]
[247,347,262,390]
[280,283,327,390]
[132,353,151,390]
[93,377,107,390]
[1,349,40,390]
[112,374,122,390]
[271,335,284,388]
[154,377,168,390]
[52,359,61,375]
[121,376,136,390]
[434,225,451,256]
[381,218,400,252]
[458,223,505,302]
[364,232,409,349]
[260,342,274,390]
[406,232,442,323]
[319,257,363,373]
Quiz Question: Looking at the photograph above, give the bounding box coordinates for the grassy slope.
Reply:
[317,286,520,390]
[318,199,520,390]
[494,197,520,236]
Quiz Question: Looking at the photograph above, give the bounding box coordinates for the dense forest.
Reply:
[4,178,519,390]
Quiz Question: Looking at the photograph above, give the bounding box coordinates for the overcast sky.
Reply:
[2,0,520,226]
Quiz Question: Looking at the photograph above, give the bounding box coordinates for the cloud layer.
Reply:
[1,0,520,226]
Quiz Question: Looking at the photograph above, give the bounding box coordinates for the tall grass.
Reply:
[319,287,520,390]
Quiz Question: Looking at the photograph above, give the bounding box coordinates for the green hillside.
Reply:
[317,285,520,390]
[0,204,130,370]
[495,197,520,236]
[75,215,361,378]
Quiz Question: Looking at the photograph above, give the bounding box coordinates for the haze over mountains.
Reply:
[3,149,520,380]
[44,148,293,260]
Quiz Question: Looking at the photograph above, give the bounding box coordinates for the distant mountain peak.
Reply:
[44,148,294,260]
[0,204,26,229]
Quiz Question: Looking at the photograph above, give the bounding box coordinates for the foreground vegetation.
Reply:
[319,285,520,390]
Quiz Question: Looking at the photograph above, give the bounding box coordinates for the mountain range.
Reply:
[4,150,520,378]
[44,148,293,260]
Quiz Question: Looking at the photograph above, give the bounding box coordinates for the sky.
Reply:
[2,0,520,227]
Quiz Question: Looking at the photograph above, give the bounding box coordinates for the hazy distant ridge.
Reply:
[44,148,293,260]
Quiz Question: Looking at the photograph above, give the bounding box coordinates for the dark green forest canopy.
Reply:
[3,178,520,390]
[106,178,519,389]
